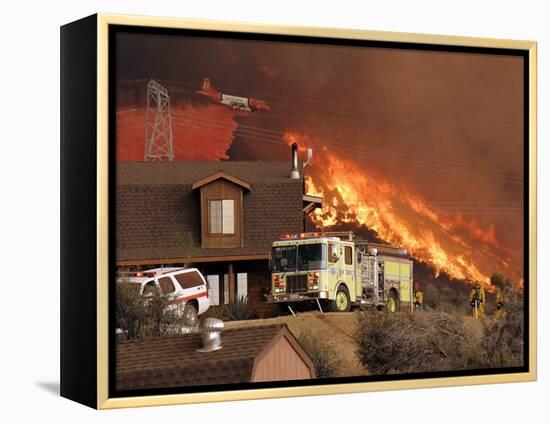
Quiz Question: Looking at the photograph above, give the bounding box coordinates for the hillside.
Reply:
[226,312,367,377]
[226,311,487,377]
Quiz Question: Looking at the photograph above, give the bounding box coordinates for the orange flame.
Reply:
[287,132,518,285]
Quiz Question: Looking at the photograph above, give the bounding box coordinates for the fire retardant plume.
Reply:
[116,103,242,161]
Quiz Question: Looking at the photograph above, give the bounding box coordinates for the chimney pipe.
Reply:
[290,143,300,179]
[197,318,224,352]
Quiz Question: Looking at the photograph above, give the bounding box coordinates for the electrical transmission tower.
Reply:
[144,79,175,161]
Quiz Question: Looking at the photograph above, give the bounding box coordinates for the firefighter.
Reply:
[494,287,507,319]
[469,281,486,318]
[413,281,425,311]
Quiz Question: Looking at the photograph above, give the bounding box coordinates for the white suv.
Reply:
[122,267,210,326]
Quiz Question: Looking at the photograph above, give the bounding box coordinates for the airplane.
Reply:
[196,77,270,112]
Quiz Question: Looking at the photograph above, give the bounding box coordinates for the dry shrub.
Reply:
[355,307,524,374]
[224,295,257,321]
[116,282,148,340]
[356,311,475,374]
[481,288,524,368]
[297,331,339,378]
[202,295,257,321]
[116,281,188,341]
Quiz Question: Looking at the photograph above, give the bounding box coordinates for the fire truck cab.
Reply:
[267,232,414,313]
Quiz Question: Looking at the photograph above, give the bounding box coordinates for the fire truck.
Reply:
[267,232,414,313]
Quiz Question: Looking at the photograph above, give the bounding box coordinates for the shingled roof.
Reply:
[116,161,304,263]
[116,324,314,390]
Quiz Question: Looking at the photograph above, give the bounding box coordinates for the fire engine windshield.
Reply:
[271,245,297,272]
[298,243,326,271]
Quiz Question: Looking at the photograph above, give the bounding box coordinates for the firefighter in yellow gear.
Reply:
[469,281,486,318]
[413,281,425,311]
[494,287,507,319]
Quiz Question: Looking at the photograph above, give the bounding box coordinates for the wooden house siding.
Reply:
[252,335,314,382]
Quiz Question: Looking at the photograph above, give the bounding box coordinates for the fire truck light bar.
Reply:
[279,232,323,239]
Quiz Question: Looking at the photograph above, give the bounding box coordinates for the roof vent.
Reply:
[197,318,224,353]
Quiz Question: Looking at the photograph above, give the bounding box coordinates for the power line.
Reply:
[118,79,521,129]
[118,112,524,185]
[168,112,523,183]
[170,109,523,178]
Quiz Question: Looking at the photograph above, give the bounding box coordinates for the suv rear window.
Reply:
[174,271,204,289]
[158,276,175,294]
[142,281,157,296]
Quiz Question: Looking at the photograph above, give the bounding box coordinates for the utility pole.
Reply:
[144,79,174,161]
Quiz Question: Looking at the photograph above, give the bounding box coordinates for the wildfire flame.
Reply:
[286,132,518,285]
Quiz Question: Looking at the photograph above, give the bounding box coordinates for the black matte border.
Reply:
[107,24,530,399]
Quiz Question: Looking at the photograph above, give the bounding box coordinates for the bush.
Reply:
[203,295,257,321]
[481,287,524,368]
[355,312,472,374]
[225,295,256,321]
[202,304,228,320]
[355,305,524,375]
[116,282,148,340]
[297,331,339,378]
[115,281,187,341]
[147,289,191,337]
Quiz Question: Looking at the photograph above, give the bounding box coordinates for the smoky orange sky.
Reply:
[115,31,525,283]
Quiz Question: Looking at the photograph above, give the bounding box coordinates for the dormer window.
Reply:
[192,171,251,249]
[209,199,235,234]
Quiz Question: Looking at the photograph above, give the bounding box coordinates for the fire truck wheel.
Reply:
[183,303,198,326]
[385,290,400,313]
[330,285,351,313]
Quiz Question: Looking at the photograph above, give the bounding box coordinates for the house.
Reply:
[116,324,316,390]
[116,148,321,316]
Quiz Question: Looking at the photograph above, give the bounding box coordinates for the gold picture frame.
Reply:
[60,13,537,409]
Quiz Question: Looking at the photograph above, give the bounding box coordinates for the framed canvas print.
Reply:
[60,14,537,409]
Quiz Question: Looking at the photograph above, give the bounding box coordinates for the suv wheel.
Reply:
[183,303,198,326]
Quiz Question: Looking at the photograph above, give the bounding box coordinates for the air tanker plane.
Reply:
[196,78,270,112]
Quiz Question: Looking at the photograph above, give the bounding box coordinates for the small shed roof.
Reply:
[116,324,315,390]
